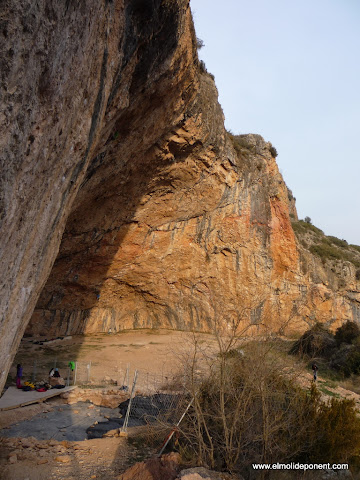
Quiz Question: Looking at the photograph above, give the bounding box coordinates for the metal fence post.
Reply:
[121,370,138,434]
[87,361,91,383]
[74,362,78,385]
[32,360,36,383]
[123,363,129,389]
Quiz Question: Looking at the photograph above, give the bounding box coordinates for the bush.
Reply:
[269,144,278,157]
[309,386,360,464]
[291,220,323,236]
[291,219,360,271]
[291,323,360,379]
[330,344,360,377]
[289,323,336,358]
[346,254,360,269]
[327,236,348,248]
[227,132,246,158]
[179,341,360,475]
[196,37,204,50]
[335,320,360,346]
[309,243,360,268]
[309,243,343,262]
[199,59,207,73]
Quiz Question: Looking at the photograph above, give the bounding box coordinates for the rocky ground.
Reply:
[0,433,141,480]
[0,397,235,480]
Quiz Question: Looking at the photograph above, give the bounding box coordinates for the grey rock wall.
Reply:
[0,0,193,392]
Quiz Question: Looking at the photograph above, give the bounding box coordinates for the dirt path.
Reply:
[295,369,360,409]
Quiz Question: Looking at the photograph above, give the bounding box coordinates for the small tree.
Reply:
[304,216,312,224]
[269,144,278,158]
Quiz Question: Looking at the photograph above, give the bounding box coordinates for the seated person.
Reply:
[49,368,65,386]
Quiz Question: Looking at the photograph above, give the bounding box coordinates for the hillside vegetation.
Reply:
[177,336,360,478]
[292,219,360,279]
[291,321,360,378]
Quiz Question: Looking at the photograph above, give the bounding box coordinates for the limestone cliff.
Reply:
[291,221,360,326]
[1,0,359,393]
[27,122,360,339]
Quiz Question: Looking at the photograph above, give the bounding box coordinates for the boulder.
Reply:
[8,454,17,464]
[102,428,120,438]
[54,455,72,463]
[117,453,180,480]
[178,468,243,480]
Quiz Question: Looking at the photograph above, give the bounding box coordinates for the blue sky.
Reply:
[191,0,360,245]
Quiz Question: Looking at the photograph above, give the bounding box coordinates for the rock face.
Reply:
[27,125,360,339]
[1,0,359,391]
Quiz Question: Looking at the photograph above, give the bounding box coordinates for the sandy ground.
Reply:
[7,330,217,390]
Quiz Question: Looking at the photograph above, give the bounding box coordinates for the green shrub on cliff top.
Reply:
[327,236,348,248]
[227,131,243,157]
[269,144,278,157]
[291,219,323,236]
[309,242,360,268]
[292,219,360,268]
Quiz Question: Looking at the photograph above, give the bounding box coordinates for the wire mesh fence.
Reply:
[118,368,191,449]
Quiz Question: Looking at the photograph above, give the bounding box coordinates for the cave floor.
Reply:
[7,329,218,391]
[0,330,206,479]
